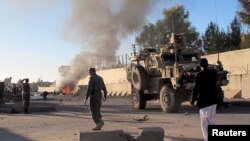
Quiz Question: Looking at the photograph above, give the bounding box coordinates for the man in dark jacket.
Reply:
[191,58,218,141]
[84,68,107,130]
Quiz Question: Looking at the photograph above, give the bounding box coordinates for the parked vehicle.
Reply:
[129,33,229,113]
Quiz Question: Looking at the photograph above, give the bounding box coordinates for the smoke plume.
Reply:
[57,0,159,90]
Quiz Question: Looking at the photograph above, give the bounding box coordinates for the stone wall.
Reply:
[204,48,250,99]
[78,67,131,96]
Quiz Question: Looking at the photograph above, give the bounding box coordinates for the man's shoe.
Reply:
[99,120,104,128]
[92,124,101,131]
[92,126,101,130]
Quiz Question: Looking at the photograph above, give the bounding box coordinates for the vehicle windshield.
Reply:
[182,54,199,62]
[162,54,199,63]
[162,55,180,63]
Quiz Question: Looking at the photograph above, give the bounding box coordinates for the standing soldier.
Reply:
[0,81,5,105]
[84,68,107,130]
[42,91,48,100]
[21,78,31,114]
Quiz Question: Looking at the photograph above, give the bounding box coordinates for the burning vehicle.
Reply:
[38,66,81,95]
[38,83,79,95]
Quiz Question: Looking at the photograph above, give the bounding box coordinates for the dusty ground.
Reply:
[1,94,250,141]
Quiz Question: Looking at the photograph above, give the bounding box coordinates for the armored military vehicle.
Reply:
[130,33,229,113]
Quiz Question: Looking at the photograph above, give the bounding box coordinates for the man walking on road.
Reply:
[21,78,31,114]
[84,68,107,131]
[190,58,218,141]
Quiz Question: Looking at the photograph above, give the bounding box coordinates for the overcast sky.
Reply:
[0,0,240,82]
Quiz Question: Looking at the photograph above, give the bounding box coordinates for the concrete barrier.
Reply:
[204,49,250,99]
[106,82,131,96]
[242,74,250,99]
[79,127,165,141]
[79,130,133,141]
[204,48,250,75]
[79,68,132,97]
[136,127,165,141]
[223,74,242,98]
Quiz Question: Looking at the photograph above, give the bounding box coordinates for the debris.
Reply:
[133,114,149,121]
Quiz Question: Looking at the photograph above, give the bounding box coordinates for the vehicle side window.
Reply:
[163,55,179,63]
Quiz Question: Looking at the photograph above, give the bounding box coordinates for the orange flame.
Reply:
[63,85,72,95]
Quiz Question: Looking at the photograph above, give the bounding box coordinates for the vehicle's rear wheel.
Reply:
[132,89,146,109]
[160,85,182,113]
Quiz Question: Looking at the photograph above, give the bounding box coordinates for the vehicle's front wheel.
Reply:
[160,85,182,113]
[132,89,146,109]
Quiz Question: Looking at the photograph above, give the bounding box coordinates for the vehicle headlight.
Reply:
[184,72,191,77]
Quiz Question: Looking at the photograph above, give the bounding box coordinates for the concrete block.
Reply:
[224,89,242,99]
[136,127,164,141]
[79,130,134,141]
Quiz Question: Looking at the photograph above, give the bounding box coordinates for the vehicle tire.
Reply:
[217,87,224,109]
[160,85,182,113]
[132,89,146,109]
[131,66,148,92]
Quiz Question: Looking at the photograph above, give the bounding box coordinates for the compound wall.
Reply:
[204,48,250,99]
[78,67,131,96]
[79,48,250,99]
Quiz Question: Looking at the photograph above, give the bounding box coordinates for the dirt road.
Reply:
[1,95,250,141]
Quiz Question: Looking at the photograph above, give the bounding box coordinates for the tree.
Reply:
[237,0,250,49]
[202,22,222,54]
[237,0,250,26]
[136,23,156,48]
[240,33,250,48]
[228,16,242,50]
[202,17,242,54]
[136,5,199,50]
